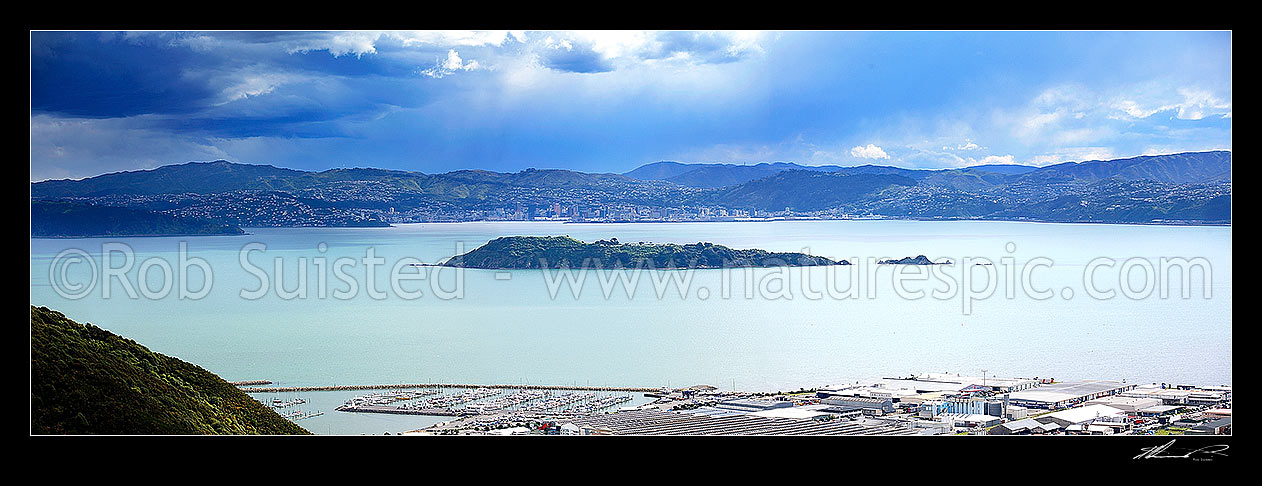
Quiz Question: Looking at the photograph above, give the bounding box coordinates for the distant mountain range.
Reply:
[625,151,1229,188]
[29,150,1230,229]
[625,161,951,189]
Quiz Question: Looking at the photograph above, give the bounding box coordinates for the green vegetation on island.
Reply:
[31,200,245,238]
[442,236,847,269]
[30,306,309,435]
[877,255,951,265]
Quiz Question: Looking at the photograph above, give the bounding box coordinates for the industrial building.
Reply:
[1202,408,1232,419]
[1007,380,1137,409]
[714,398,793,412]
[816,372,1039,403]
[1083,395,1162,412]
[748,407,834,421]
[562,408,917,436]
[1137,405,1185,417]
[935,413,1002,428]
[1189,417,1231,435]
[988,418,1061,435]
[1187,390,1229,406]
[919,394,1018,419]
[1064,421,1131,435]
[1034,404,1127,427]
[819,396,895,415]
[1120,384,1196,405]
[911,372,1041,393]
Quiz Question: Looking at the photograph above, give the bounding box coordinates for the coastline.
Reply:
[377,218,1232,229]
[30,232,254,239]
[29,217,1230,239]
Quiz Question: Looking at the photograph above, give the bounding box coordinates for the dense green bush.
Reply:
[30,306,308,435]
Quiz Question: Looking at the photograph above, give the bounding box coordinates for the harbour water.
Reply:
[29,220,1231,433]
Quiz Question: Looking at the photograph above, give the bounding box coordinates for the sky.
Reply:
[29,30,1232,181]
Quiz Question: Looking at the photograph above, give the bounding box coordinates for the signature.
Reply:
[1134,439,1229,460]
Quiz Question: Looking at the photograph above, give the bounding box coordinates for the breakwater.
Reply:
[229,380,273,386]
[239,383,660,394]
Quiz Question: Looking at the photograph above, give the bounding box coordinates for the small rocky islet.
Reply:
[876,255,952,265]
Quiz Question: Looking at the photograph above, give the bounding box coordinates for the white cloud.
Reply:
[1109,85,1232,121]
[974,154,1015,165]
[285,31,517,58]
[544,36,574,51]
[421,49,484,78]
[1171,87,1232,120]
[295,31,383,57]
[215,72,302,104]
[1029,155,1061,166]
[1022,111,1063,132]
[1028,147,1117,166]
[534,31,768,70]
[565,31,654,60]
[1112,99,1161,119]
[850,144,890,160]
[393,31,515,48]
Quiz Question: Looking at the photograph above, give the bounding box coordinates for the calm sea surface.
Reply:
[30,220,1231,433]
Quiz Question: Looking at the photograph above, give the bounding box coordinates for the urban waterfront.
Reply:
[237,373,1231,436]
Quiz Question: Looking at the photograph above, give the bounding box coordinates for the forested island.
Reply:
[442,236,848,269]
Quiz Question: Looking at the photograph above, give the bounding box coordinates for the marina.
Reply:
[252,394,323,423]
[332,386,640,420]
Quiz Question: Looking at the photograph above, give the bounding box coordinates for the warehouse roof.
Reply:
[1038,404,1126,424]
[750,408,834,420]
[995,418,1043,432]
[1009,380,1132,403]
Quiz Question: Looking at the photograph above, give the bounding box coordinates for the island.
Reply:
[877,255,952,265]
[441,236,849,269]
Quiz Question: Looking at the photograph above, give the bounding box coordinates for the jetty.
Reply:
[239,383,660,394]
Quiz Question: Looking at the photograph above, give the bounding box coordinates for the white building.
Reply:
[1035,404,1127,427]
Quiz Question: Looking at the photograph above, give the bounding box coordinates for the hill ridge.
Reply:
[31,306,310,435]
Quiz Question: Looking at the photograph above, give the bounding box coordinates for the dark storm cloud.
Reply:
[31,32,221,117]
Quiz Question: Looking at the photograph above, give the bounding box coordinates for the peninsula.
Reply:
[442,236,848,269]
[31,200,245,238]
